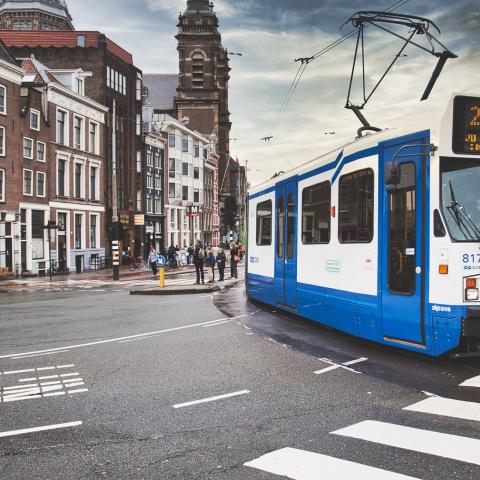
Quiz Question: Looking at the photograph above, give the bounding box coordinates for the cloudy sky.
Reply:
[69,0,480,185]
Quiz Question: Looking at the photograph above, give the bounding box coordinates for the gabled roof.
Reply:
[143,73,178,110]
[0,38,17,65]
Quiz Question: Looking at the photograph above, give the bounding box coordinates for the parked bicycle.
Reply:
[164,259,184,272]
[130,257,149,272]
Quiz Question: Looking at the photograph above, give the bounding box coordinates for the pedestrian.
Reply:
[230,242,239,279]
[207,247,216,282]
[167,245,177,268]
[187,245,194,265]
[194,240,205,284]
[148,245,158,276]
[217,248,226,281]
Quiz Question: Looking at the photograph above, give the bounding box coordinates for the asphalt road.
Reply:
[0,276,479,479]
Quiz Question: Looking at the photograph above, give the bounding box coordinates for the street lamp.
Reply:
[43,220,58,281]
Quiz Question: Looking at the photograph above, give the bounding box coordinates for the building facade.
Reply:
[143,127,165,256]
[0,0,74,31]
[0,29,144,264]
[203,149,220,246]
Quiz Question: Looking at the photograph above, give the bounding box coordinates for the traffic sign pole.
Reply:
[159,267,165,289]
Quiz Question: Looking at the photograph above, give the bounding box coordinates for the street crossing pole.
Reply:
[112,99,120,281]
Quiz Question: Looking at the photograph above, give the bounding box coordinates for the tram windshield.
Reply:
[440,158,480,241]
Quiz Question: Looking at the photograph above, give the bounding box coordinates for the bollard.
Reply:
[159,267,165,289]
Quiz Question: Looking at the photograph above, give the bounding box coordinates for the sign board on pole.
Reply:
[156,255,166,267]
[134,214,145,226]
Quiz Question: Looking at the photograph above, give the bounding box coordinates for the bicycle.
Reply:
[164,259,184,272]
[130,257,149,272]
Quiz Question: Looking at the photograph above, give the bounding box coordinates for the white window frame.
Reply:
[136,74,142,101]
[88,120,99,155]
[74,159,85,199]
[56,155,70,197]
[30,109,40,131]
[23,168,33,196]
[56,108,69,146]
[0,84,6,115]
[136,114,141,136]
[36,171,46,198]
[73,115,85,150]
[89,213,100,249]
[136,189,142,211]
[0,168,5,202]
[136,150,142,173]
[89,161,100,201]
[37,141,46,162]
[74,212,85,250]
[23,137,34,159]
[0,126,5,157]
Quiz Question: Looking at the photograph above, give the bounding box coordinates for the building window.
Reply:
[194,167,199,179]
[192,53,205,88]
[137,189,142,211]
[136,114,141,136]
[36,172,46,197]
[169,158,176,178]
[170,209,177,229]
[13,21,32,30]
[30,109,40,131]
[74,214,83,249]
[182,186,189,201]
[23,169,33,196]
[136,75,142,101]
[0,126,5,156]
[74,77,84,95]
[56,109,67,145]
[155,196,161,214]
[0,85,6,114]
[182,139,189,152]
[31,210,45,260]
[169,183,175,198]
[74,116,83,149]
[90,214,98,248]
[146,150,153,166]
[182,162,189,176]
[90,165,98,200]
[89,122,98,154]
[256,200,272,245]
[168,133,176,148]
[57,159,66,196]
[302,181,331,244]
[203,148,208,160]
[77,35,86,48]
[23,137,33,159]
[154,151,161,168]
[154,174,161,190]
[147,172,153,189]
[74,163,83,199]
[339,169,374,243]
[194,189,200,203]
[37,142,46,162]
[0,169,4,202]
[137,151,142,173]
[146,194,152,213]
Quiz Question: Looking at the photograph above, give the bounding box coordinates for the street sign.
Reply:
[156,255,166,267]
[186,205,200,217]
[134,214,145,226]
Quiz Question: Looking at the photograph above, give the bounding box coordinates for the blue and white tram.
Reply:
[246,94,480,357]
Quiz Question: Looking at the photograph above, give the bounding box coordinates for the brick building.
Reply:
[0,29,144,262]
[0,0,73,31]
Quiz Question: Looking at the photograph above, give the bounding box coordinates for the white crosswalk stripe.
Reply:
[332,420,480,466]
[460,375,480,388]
[403,396,480,422]
[244,447,420,479]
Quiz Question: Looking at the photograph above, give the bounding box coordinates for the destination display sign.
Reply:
[452,96,480,155]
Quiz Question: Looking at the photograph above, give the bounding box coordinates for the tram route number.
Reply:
[463,253,480,271]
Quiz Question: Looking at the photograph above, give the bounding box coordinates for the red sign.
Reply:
[186,206,200,217]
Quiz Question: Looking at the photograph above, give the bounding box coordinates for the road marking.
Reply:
[244,447,420,480]
[69,388,89,394]
[460,375,480,388]
[404,396,480,422]
[0,421,82,438]
[60,372,79,378]
[202,320,232,328]
[332,420,480,466]
[12,350,70,360]
[314,357,368,375]
[1,368,35,375]
[0,318,238,358]
[173,390,250,409]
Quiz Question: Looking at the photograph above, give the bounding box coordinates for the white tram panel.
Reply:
[429,93,480,306]
[247,192,275,279]
[297,154,379,297]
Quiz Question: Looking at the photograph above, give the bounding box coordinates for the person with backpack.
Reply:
[216,248,226,281]
[207,246,216,282]
[194,240,205,284]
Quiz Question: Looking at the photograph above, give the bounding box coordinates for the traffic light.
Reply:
[223,196,238,229]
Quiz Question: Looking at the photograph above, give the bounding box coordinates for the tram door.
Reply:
[274,179,298,308]
[380,135,427,345]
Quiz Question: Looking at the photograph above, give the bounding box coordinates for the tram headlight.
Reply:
[466,288,479,301]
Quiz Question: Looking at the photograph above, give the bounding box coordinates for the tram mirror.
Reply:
[385,162,401,187]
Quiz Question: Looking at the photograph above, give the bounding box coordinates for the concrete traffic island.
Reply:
[130,277,240,296]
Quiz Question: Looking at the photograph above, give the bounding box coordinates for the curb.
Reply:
[130,285,220,296]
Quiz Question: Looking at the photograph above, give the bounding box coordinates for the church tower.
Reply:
[0,0,73,30]
[176,0,232,197]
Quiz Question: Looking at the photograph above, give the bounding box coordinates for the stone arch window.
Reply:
[191,52,205,88]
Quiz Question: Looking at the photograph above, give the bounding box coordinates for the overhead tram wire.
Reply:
[262,0,411,140]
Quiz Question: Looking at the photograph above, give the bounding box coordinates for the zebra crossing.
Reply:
[245,374,480,479]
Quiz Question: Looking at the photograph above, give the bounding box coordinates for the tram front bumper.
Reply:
[463,307,480,337]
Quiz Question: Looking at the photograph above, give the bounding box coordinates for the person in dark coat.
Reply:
[194,240,205,284]
[216,249,226,281]
[230,242,239,279]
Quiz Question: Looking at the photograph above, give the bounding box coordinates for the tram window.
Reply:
[287,193,295,258]
[338,169,374,243]
[433,209,446,238]
[256,200,272,245]
[277,197,284,257]
[388,162,416,295]
[302,181,330,244]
